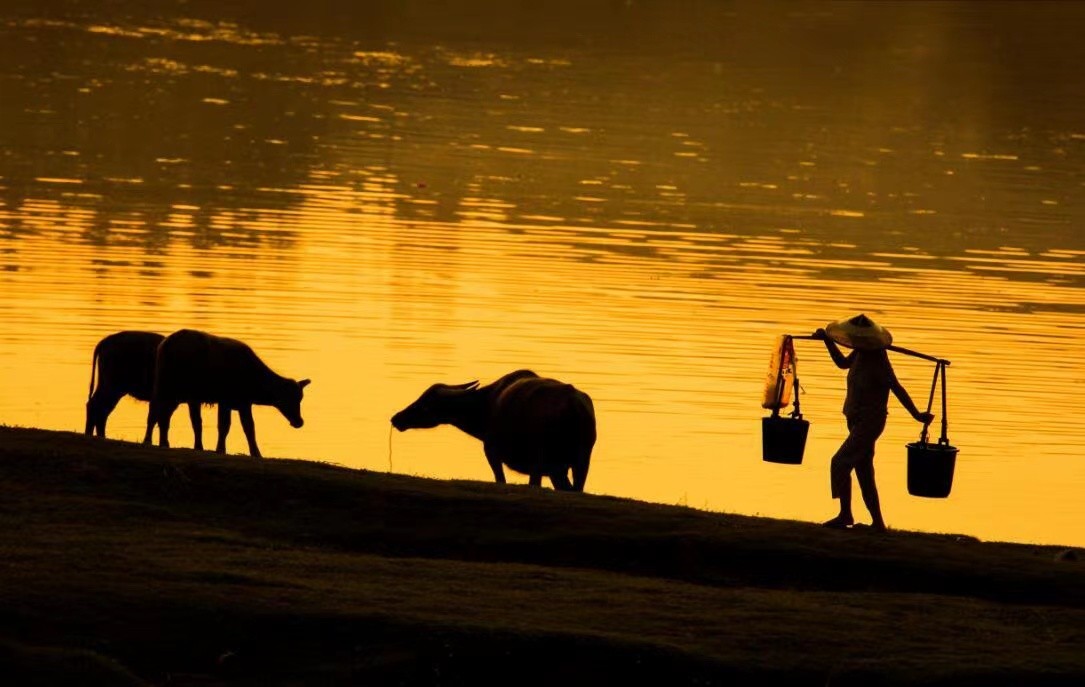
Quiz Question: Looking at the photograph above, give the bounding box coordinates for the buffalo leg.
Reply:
[87,388,123,438]
[189,403,203,450]
[549,470,574,491]
[153,400,180,448]
[238,404,262,458]
[141,404,155,445]
[571,453,590,492]
[483,445,506,484]
[216,405,232,453]
[528,474,542,487]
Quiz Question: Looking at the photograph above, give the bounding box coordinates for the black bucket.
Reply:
[907,439,958,498]
[762,416,809,465]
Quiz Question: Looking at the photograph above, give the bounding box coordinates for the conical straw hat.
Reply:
[825,313,893,350]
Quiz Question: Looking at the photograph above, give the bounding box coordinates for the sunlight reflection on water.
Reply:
[1,1,1083,546]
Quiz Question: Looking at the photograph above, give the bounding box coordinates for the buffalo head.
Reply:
[274,378,311,428]
[391,380,479,431]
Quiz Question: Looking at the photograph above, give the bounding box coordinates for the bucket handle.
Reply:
[790,338,803,420]
[939,360,950,445]
[769,336,786,418]
[918,360,950,445]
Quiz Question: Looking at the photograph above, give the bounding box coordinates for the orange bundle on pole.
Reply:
[761,334,796,411]
[761,335,809,464]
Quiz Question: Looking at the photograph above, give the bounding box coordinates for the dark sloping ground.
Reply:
[0,426,1082,685]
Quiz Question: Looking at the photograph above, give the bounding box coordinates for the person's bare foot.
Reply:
[822,515,854,529]
[870,521,888,533]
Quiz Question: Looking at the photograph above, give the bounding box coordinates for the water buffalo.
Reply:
[85,330,204,447]
[391,369,596,491]
[148,329,310,458]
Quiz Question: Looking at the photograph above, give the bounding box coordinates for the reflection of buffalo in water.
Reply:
[85,331,203,446]
[391,369,596,491]
[148,329,310,459]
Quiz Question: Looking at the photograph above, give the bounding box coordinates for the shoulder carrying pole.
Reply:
[788,334,950,436]
[791,335,950,366]
[889,344,951,367]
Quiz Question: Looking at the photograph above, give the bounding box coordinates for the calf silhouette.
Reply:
[85,331,204,447]
[391,369,596,491]
[148,329,310,458]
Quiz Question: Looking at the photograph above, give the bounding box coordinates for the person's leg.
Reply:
[824,419,859,528]
[852,414,888,531]
[825,452,854,527]
[855,460,885,531]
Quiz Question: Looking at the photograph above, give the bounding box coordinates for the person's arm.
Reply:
[813,328,854,369]
[889,370,935,424]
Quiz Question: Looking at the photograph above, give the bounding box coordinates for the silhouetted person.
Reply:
[813,315,933,532]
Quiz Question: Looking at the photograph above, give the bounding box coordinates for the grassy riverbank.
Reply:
[0,425,1081,685]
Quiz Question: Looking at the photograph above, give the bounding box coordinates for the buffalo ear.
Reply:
[298,378,311,389]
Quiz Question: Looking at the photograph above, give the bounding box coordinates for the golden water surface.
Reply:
[1,1,1083,546]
